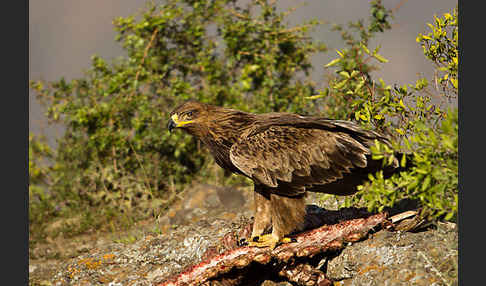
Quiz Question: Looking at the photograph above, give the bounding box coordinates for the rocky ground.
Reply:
[29,183,458,286]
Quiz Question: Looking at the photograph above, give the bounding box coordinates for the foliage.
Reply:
[29,134,55,230]
[347,108,458,221]
[29,0,327,240]
[319,5,458,223]
[416,7,458,95]
[29,0,458,242]
[312,0,393,125]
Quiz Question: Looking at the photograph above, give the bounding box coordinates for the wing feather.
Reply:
[229,125,373,196]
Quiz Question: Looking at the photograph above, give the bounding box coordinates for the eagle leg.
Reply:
[250,187,272,239]
[248,192,306,249]
[238,185,272,246]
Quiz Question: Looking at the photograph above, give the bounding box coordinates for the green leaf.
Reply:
[360,42,370,54]
[399,99,407,109]
[415,168,428,175]
[421,175,431,191]
[451,78,458,89]
[400,153,407,168]
[415,78,428,90]
[334,79,348,90]
[325,58,341,67]
[444,212,454,221]
[372,154,384,160]
[395,128,405,135]
[339,71,350,78]
[350,70,360,78]
[407,179,419,191]
[354,81,365,93]
[373,53,389,63]
[249,64,260,72]
[304,94,324,100]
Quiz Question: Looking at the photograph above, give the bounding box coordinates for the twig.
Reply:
[392,0,409,14]
[389,210,418,224]
[131,27,160,97]
[112,145,118,173]
[128,141,153,196]
[417,250,450,286]
[96,161,110,195]
[268,25,311,36]
[228,9,249,20]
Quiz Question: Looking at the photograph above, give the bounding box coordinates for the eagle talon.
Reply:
[238,238,249,246]
[247,234,295,249]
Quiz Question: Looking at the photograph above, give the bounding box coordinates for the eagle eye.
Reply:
[184,110,196,119]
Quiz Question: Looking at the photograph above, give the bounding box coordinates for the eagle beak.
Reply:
[167,118,177,132]
[168,114,194,132]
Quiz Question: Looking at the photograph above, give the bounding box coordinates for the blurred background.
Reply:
[29,0,457,147]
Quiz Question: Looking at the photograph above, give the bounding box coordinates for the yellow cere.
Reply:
[171,113,194,127]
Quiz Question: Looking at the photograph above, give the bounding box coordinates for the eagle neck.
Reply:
[200,109,256,173]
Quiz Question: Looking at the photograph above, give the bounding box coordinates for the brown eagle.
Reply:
[168,100,402,249]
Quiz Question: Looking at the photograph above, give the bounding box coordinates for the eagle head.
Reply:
[167,100,208,133]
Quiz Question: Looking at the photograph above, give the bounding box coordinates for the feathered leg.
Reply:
[250,185,272,239]
[250,193,306,249]
[271,194,306,238]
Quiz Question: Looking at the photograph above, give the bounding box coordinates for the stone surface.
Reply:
[327,222,458,286]
[29,183,458,286]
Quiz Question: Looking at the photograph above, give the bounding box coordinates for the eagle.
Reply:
[168,100,402,249]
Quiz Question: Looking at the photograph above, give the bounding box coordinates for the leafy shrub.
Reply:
[29,0,327,240]
[417,8,458,94]
[348,108,458,222]
[29,134,55,233]
[29,0,458,242]
[319,5,458,223]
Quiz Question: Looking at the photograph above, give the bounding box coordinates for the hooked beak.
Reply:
[167,113,193,132]
[167,118,177,132]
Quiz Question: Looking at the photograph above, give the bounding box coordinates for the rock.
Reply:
[31,183,458,286]
[327,222,458,286]
[163,183,252,226]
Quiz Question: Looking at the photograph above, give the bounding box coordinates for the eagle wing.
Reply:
[229,118,382,197]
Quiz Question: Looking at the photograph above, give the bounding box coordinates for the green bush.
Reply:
[29,134,55,233]
[29,0,458,242]
[345,108,458,222]
[29,0,327,240]
[319,5,458,223]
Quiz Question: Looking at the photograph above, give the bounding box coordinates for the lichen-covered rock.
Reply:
[327,222,458,286]
[49,215,254,286]
[160,211,385,286]
[31,183,458,286]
